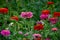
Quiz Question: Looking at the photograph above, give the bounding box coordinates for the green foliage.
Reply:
[0,0,60,40]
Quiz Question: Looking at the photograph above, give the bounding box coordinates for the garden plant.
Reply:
[0,0,60,40]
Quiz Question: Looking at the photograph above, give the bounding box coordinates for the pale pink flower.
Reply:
[18,31,23,34]
[52,28,58,31]
[33,34,41,38]
[20,12,33,19]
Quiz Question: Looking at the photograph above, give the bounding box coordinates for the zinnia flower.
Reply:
[1,30,10,36]
[52,28,58,31]
[47,2,54,5]
[49,17,58,24]
[34,24,44,30]
[40,14,49,20]
[33,34,41,38]
[42,10,50,14]
[33,34,42,40]
[10,16,19,21]
[0,8,8,14]
[53,12,60,17]
[20,12,33,19]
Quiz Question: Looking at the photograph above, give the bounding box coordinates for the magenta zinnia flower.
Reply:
[40,14,49,20]
[1,30,10,36]
[20,12,33,19]
[49,17,58,24]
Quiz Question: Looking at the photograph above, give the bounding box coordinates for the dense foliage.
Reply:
[0,0,60,40]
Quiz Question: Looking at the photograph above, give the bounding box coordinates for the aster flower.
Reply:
[36,20,44,25]
[20,12,33,19]
[0,8,8,14]
[18,31,23,34]
[1,30,10,36]
[36,21,42,24]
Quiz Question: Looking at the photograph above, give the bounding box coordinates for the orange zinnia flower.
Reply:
[42,10,50,14]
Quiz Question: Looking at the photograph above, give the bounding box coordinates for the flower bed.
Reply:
[0,0,60,40]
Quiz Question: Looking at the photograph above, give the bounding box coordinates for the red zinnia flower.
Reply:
[47,2,54,5]
[53,12,60,17]
[10,16,19,21]
[0,8,8,14]
[42,10,50,14]
[34,24,44,30]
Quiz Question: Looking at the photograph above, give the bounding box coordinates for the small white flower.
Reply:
[9,22,14,26]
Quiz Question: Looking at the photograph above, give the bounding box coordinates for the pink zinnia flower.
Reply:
[20,12,33,19]
[49,17,58,24]
[40,14,49,20]
[33,34,41,38]
[52,28,58,31]
[1,30,10,36]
